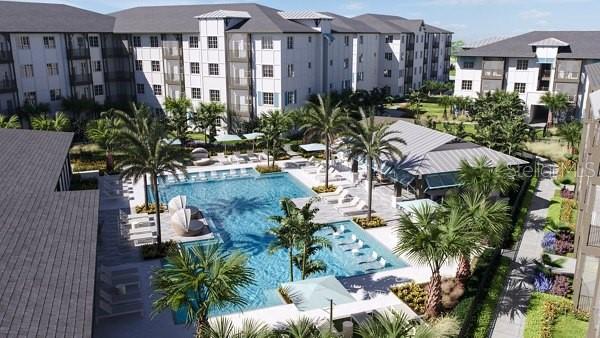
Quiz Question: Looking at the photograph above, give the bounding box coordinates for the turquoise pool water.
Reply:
[153,171,407,319]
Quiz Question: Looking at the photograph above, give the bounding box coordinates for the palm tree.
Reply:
[356,310,460,338]
[345,109,404,221]
[116,109,190,245]
[152,244,254,336]
[302,94,352,188]
[18,102,50,128]
[268,198,301,282]
[438,95,453,120]
[164,96,192,147]
[259,110,290,167]
[408,90,427,119]
[558,121,582,154]
[193,102,225,144]
[31,112,70,131]
[458,157,516,197]
[85,110,124,172]
[394,204,473,318]
[0,115,20,129]
[540,91,570,131]
[199,317,273,338]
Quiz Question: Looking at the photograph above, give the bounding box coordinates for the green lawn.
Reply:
[524,293,588,338]
[545,190,562,228]
[553,314,588,338]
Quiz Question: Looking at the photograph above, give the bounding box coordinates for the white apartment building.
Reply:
[454,31,600,122]
[0,2,452,121]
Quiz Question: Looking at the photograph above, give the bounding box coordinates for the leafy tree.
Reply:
[31,112,70,131]
[259,110,290,166]
[268,198,301,282]
[0,115,20,129]
[558,121,582,154]
[302,94,352,188]
[438,95,453,120]
[193,102,226,144]
[345,109,404,220]
[408,90,427,119]
[152,244,254,336]
[85,109,124,172]
[164,96,192,146]
[540,91,570,129]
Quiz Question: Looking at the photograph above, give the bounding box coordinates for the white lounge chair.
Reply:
[246,151,259,162]
[327,190,352,204]
[379,257,387,268]
[342,201,371,216]
[336,196,361,209]
[232,152,247,164]
[96,300,143,322]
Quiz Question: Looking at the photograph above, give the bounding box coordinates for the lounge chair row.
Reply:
[319,186,372,216]
[96,266,143,322]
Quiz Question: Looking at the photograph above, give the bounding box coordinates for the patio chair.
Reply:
[336,196,361,209]
[246,150,259,162]
[342,201,371,216]
[327,190,352,204]
[96,299,143,322]
[232,151,247,164]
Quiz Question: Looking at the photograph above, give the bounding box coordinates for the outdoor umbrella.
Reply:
[215,134,242,153]
[243,132,264,151]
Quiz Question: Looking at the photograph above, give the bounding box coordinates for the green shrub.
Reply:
[559,198,577,224]
[312,185,337,193]
[140,241,177,259]
[510,174,539,246]
[353,216,386,228]
[471,257,511,338]
[135,203,166,214]
[71,159,106,173]
[255,165,282,174]
[391,282,427,315]
[70,174,98,190]
[524,292,590,338]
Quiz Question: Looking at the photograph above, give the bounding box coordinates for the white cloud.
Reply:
[346,1,365,10]
[519,9,551,20]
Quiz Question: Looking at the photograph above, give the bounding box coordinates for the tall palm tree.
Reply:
[31,112,70,131]
[164,96,192,146]
[558,121,582,154]
[345,109,404,221]
[302,94,352,188]
[116,109,190,245]
[0,115,20,129]
[259,110,289,167]
[193,102,225,144]
[394,204,473,318]
[408,90,427,119]
[152,244,254,336]
[458,157,516,197]
[268,198,301,282]
[540,91,570,130]
[356,310,460,338]
[199,317,273,338]
[85,110,124,172]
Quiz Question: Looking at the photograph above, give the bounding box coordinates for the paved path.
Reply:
[489,162,557,338]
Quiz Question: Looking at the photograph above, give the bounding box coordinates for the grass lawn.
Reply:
[552,314,588,338]
[545,190,562,228]
[524,292,588,338]
[525,140,570,162]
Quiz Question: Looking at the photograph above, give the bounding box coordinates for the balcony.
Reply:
[164,72,183,85]
[67,47,90,59]
[229,103,252,114]
[432,41,440,48]
[229,77,250,89]
[405,60,414,68]
[228,49,249,62]
[0,49,12,63]
[540,69,552,79]
[446,41,452,48]
[70,73,92,85]
[104,47,129,58]
[162,46,181,59]
[0,79,17,93]
[556,71,580,83]
[482,68,504,80]
[588,224,600,247]
[407,43,415,50]
[105,71,132,82]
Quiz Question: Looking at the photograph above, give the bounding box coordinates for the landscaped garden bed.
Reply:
[134,203,166,214]
[141,240,177,259]
[524,292,589,338]
[255,165,282,174]
[353,215,386,228]
[312,184,337,193]
[391,277,465,316]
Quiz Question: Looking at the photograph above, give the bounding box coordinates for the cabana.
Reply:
[215,134,242,153]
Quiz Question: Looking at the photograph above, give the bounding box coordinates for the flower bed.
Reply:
[353,215,386,228]
[524,292,589,338]
[312,184,337,193]
[541,230,574,256]
[391,278,464,316]
[135,203,167,214]
[255,165,282,174]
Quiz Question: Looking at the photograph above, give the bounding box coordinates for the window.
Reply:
[463,61,474,69]
[22,64,34,78]
[209,89,220,102]
[135,60,143,71]
[136,83,145,94]
[20,36,30,49]
[344,35,350,46]
[461,80,473,90]
[384,52,393,61]
[342,80,351,90]
[262,65,273,77]
[357,72,364,81]
[359,35,364,44]
[153,84,162,95]
[89,36,99,47]
[150,36,159,48]
[191,88,201,99]
[287,36,294,49]
[50,89,61,101]
[151,60,160,72]
[343,58,349,69]
[514,82,526,93]
[516,59,528,70]
[133,36,141,47]
[399,69,404,77]
[93,61,102,72]
[93,84,104,96]
[207,36,218,49]
[308,87,312,94]
[262,36,273,49]
[190,62,200,74]
[43,36,56,49]
[385,35,394,43]
[208,63,219,76]
[189,36,198,48]
[24,91,36,105]
[308,62,311,69]
[383,69,392,78]
[359,54,363,63]
[285,91,296,105]
[329,59,333,66]
[287,64,294,78]
[308,36,312,43]
[47,63,59,76]
[263,92,274,105]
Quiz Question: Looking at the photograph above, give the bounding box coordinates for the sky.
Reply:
[20,0,600,42]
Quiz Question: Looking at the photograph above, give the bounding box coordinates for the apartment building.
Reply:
[0,1,452,120]
[573,62,600,338]
[454,31,600,122]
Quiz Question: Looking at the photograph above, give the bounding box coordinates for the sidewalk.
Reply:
[489,162,557,338]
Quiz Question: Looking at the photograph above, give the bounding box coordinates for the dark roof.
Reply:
[457,31,600,59]
[586,62,600,90]
[322,12,378,33]
[0,1,114,33]
[0,129,98,338]
[110,3,316,33]
[353,14,451,34]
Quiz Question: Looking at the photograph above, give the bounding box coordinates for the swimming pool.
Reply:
[153,171,407,318]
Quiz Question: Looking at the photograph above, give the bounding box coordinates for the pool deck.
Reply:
[94,158,457,337]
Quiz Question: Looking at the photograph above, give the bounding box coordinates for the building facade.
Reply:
[454,31,600,122]
[0,2,452,121]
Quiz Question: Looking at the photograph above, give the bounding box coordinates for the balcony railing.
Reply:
[588,224,600,247]
[164,72,183,84]
[228,49,249,61]
[163,46,181,59]
[407,43,415,50]
[556,71,580,82]
[0,50,12,63]
[482,69,503,79]
[432,41,440,48]
[229,77,250,89]
[229,103,252,114]
[540,69,552,79]
[0,79,17,93]
[70,73,92,85]
[104,47,129,58]
[105,71,131,82]
[446,41,452,48]
[67,47,90,59]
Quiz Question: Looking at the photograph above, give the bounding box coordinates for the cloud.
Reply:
[519,9,551,20]
[346,1,365,10]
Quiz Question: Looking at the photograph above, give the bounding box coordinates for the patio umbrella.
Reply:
[299,143,326,152]
[215,134,242,153]
[243,132,264,151]
[280,276,356,311]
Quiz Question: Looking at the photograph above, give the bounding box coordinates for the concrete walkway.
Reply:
[489,161,557,338]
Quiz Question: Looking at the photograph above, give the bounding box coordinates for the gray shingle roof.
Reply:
[386,119,457,157]
[457,31,600,59]
[353,14,451,34]
[0,1,114,33]
[0,129,98,338]
[585,62,600,90]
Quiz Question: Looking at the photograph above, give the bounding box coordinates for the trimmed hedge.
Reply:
[471,257,511,337]
[524,292,589,338]
[509,174,539,247]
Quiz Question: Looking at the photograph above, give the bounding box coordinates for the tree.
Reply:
[259,110,290,167]
[199,317,272,338]
[345,109,404,221]
[302,94,352,188]
[540,91,570,130]
[408,90,427,119]
[438,95,453,120]
[356,310,460,338]
[152,244,254,337]
[18,102,50,128]
[0,115,20,129]
[116,108,190,245]
[268,198,301,282]
[164,96,192,146]
[458,157,516,197]
[31,112,70,131]
[394,204,473,318]
[85,109,124,172]
[193,102,225,144]
[558,121,582,154]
